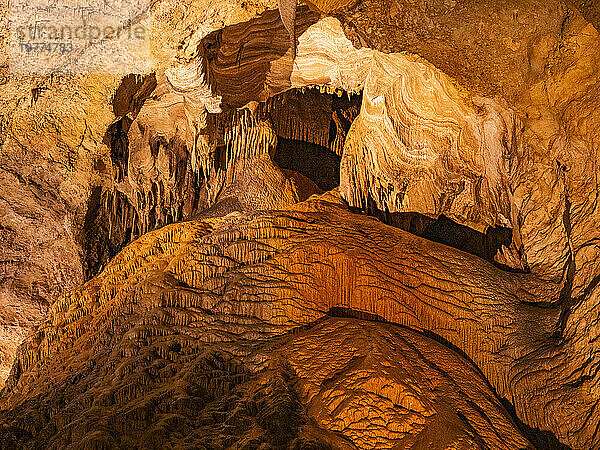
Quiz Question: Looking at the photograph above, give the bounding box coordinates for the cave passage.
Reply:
[372,210,518,270]
[267,88,363,192]
[274,137,340,192]
[261,87,517,268]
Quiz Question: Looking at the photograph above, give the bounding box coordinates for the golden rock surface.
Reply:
[1,1,600,448]
[1,195,534,449]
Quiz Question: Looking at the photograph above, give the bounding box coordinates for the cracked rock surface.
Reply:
[1,0,600,448]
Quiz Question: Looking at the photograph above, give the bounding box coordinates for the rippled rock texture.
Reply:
[0,196,534,449]
[1,0,600,448]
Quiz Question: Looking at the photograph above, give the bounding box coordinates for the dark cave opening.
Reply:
[273,138,340,192]
[80,186,123,280]
[367,208,523,272]
[265,88,362,193]
[104,116,131,183]
[327,307,387,323]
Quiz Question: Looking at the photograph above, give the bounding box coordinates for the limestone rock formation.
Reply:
[1,0,600,449]
[0,196,535,449]
[0,0,278,383]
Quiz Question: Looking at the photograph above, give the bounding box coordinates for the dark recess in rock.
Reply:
[79,186,122,280]
[274,138,341,192]
[383,211,519,270]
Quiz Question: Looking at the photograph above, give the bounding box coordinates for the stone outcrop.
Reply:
[1,0,600,448]
[0,195,537,448]
[0,0,277,384]
[0,194,597,448]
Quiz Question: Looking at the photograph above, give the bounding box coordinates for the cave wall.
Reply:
[0,0,600,448]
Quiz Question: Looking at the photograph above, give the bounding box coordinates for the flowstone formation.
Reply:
[0,195,535,449]
[1,0,600,449]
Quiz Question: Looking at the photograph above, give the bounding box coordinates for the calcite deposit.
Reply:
[1,0,600,449]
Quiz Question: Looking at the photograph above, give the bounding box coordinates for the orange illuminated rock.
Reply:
[0,198,534,447]
[2,1,600,449]
[0,194,598,448]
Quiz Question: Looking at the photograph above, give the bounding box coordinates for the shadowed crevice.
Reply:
[369,209,522,272]
[274,138,341,192]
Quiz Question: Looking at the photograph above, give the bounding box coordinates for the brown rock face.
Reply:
[0,314,532,449]
[0,0,279,386]
[0,197,532,449]
[1,0,600,449]
[0,73,120,384]
[0,194,594,447]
